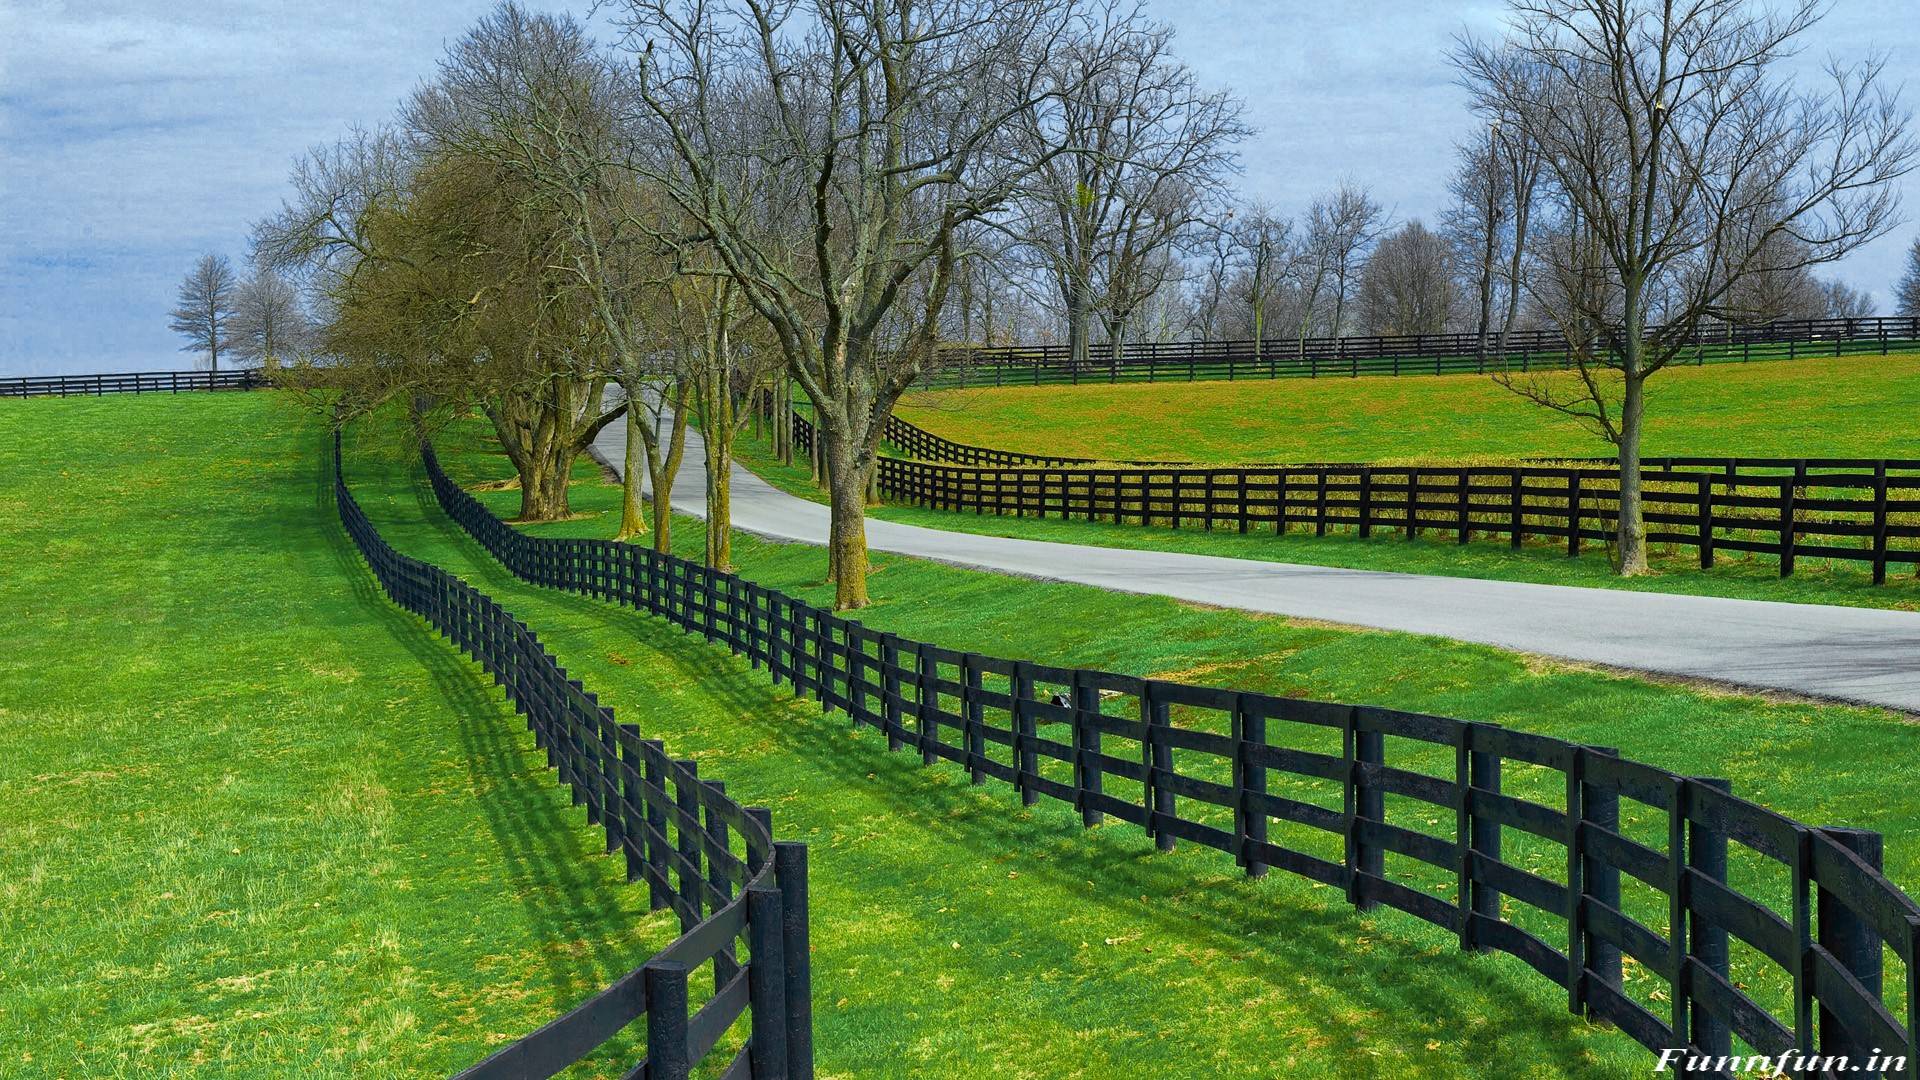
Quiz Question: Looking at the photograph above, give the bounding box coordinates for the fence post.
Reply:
[917,650,939,766]
[1358,469,1373,539]
[1406,469,1419,541]
[881,635,904,752]
[744,880,790,1078]
[1578,748,1622,1018]
[1013,663,1038,807]
[1073,676,1104,827]
[1457,470,1472,544]
[1698,476,1715,568]
[673,761,703,932]
[1779,476,1797,577]
[1511,469,1525,548]
[1689,777,1733,1059]
[1567,473,1583,558]
[1238,699,1267,878]
[1462,730,1501,951]
[1316,471,1330,536]
[1346,708,1383,912]
[644,960,692,1080]
[1816,827,1886,1066]
[775,841,815,1080]
[1145,686,1175,853]
[1874,463,1890,585]
[962,655,986,785]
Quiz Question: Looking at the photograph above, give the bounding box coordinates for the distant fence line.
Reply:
[334,433,813,1080]
[421,430,1920,1076]
[924,316,1920,388]
[780,413,1920,583]
[0,369,265,397]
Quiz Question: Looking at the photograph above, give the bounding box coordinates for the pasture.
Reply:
[894,353,1920,465]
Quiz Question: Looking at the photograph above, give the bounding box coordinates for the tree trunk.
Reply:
[1615,366,1648,575]
[516,446,572,521]
[706,439,733,570]
[823,428,871,609]
[617,406,649,542]
[1066,283,1091,373]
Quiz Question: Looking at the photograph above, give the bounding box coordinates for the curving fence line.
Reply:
[925,316,1920,389]
[423,434,1920,1076]
[333,432,813,1080]
[787,412,1920,583]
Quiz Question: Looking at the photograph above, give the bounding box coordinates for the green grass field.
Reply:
[12,391,1920,1077]
[895,353,1920,464]
[0,393,666,1077]
[424,408,1920,1075]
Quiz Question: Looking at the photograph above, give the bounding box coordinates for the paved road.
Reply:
[593,417,1920,712]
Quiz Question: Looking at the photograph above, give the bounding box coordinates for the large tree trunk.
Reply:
[706,439,733,570]
[1615,365,1648,575]
[617,407,649,542]
[822,425,871,609]
[516,439,573,521]
[1066,282,1091,373]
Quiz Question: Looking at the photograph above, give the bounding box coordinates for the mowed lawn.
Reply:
[0,394,670,1077]
[419,409,1920,1077]
[895,353,1920,463]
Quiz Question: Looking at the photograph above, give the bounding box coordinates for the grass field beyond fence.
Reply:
[895,353,1920,465]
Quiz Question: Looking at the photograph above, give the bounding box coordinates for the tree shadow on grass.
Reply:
[388,459,1641,1078]
[312,437,664,1049]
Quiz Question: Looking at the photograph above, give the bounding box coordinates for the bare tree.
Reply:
[1459,0,1915,574]
[1228,203,1291,352]
[1898,236,1920,316]
[1446,130,1509,356]
[1008,21,1245,371]
[1305,183,1385,338]
[228,270,309,366]
[1821,278,1875,319]
[618,0,1134,609]
[1358,220,1456,335]
[168,254,237,371]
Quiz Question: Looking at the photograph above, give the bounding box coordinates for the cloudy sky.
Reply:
[3,0,1916,377]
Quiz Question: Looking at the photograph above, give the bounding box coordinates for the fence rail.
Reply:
[924,317,1920,388]
[0,369,265,397]
[422,433,1920,1076]
[793,413,1920,583]
[335,434,811,1080]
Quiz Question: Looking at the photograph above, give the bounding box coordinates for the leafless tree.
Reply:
[1821,279,1875,319]
[1458,0,1915,574]
[1358,220,1457,335]
[1228,203,1292,352]
[227,270,309,367]
[1007,20,1245,371]
[1898,236,1920,316]
[1298,182,1384,340]
[616,0,1136,608]
[168,254,238,372]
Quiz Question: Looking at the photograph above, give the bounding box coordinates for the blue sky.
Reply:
[2,0,1916,377]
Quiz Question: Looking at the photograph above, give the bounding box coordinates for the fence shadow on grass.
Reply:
[419,432,1920,1079]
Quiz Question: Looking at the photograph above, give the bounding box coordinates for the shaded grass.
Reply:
[0,394,667,1077]
[427,410,1920,1076]
[895,352,1920,463]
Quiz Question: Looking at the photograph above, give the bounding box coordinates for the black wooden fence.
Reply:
[421,435,1920,1076]
[926,316,1920,389]
[0,369,265,397]
[794,413,1920,583]
[335,434,813,1080]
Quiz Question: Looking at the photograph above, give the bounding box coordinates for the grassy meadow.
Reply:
[894,352,1920,464]
[11,390,1920,1077]
[0,393,668,1077]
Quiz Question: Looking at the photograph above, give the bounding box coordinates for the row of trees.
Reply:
[167,254,312,371]
[239,0,1915,597]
